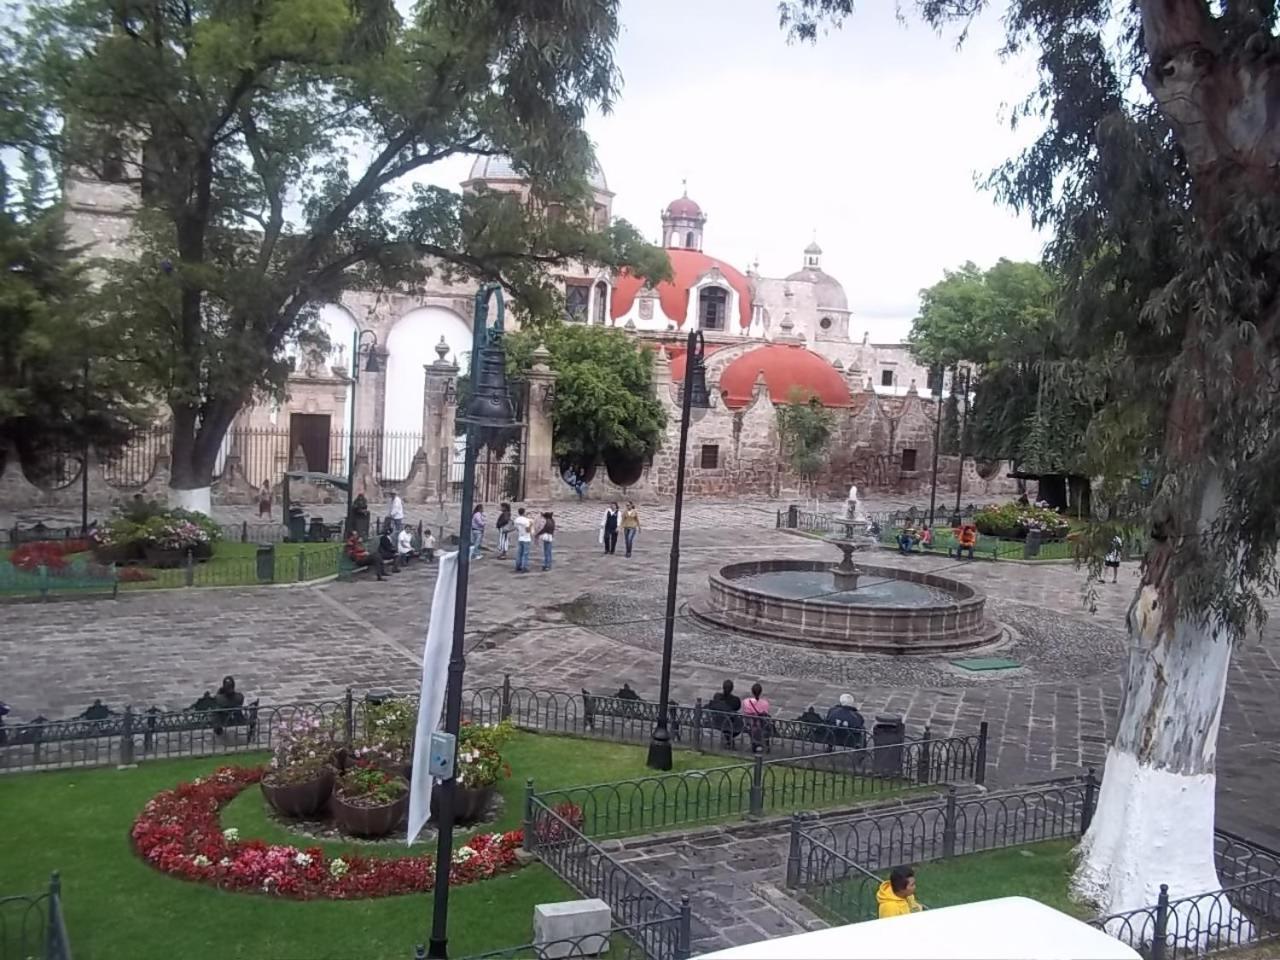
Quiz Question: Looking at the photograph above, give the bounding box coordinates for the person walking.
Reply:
[387,489,405,538]
[600,502,620,555]
[621,501,640,557]
[1103,535,1122,583]
[257,480,272,518]
[536,511,556,571]
[512,507,533,572]
[495,502,512,559]
[470,503,486,560]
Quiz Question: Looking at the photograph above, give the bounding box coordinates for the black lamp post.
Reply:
[344,329,381,532]
[647,329,710,771]
[427,283,516,959]
[927,364,943,526]
[953,367,971,519]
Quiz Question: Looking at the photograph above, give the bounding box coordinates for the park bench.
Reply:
[581,685,682,741]
[0,694,259,752]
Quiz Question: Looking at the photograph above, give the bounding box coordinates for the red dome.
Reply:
[611,249,752,329]
[665,195,703,218]
[719,344,853,409]
[668,343,723,381]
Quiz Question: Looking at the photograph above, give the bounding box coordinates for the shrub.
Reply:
[93,507,221,551]
[336,762,407,805]
[457,720,515,789]
[973,501,1070,540]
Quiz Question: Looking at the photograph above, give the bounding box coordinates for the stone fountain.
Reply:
[690,485,1002,654]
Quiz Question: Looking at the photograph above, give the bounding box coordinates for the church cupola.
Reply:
[661,182,706,251]
[803,239,822,270]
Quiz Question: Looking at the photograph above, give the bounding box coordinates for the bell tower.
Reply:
[660,182,706,251]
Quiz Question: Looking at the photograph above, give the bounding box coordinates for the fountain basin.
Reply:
[690,560,1002,654]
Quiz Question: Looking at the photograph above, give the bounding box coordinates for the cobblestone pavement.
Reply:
[2,498,1278,947]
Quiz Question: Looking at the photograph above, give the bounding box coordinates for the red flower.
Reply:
[129,765,526,900]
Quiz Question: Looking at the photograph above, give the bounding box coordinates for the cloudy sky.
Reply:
[427,0,1047,342]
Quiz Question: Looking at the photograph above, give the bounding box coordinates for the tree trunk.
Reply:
[1072,478,1236,923]
[167,397,240,516]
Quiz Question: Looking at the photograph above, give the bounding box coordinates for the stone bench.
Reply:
[533,898,611,959]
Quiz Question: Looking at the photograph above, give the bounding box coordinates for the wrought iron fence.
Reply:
[454,917,688,960]
[0,681,984,790]
[522,798,691,960]
[0,873,72,960]
[528,734,983,842]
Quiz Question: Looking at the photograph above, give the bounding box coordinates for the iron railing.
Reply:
[0,682,984,780]
[453,917,688,960]
[522,798,691,960]
[0,873,72,960]
[528,735,983,841]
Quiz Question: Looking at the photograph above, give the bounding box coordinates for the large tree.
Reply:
[783,0,1280,918]
[8,0,666,511]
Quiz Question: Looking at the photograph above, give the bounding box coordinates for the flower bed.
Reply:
[973,501,1070,540]
[8,540,90,572]
[131,765,532,899]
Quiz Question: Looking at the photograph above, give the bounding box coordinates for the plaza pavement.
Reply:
[2,498,1277,850]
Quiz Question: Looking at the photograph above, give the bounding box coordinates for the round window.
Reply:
[819,317,833,330]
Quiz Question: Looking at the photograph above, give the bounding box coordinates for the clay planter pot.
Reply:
[260,767,335,818]
[93,544,139,566]
[333,782,410,838]
[430,783,495,825]
[193,541,214,561]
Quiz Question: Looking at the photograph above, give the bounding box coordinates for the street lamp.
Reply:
[344,329,381,532]
[427,283,517,959]
[647,329,710,771]
[927,364,943,527]
[953,367,971,520]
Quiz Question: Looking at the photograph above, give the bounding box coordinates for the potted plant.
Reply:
[351,697,416,780]
[332,761,410,837]
[141,516,215,567]
[90,519,144,565]
[430,720,515,825]
[260,716,337,818]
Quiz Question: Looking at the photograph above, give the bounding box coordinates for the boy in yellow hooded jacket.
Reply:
[877,866,923,918]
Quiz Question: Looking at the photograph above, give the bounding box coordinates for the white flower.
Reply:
[489,833,503,843]
[219,858,232,867]
[294,852,313,867]
[329,858,349,878]
[193,854,211,867]
[452,847,476,865]
[222,827,240,841]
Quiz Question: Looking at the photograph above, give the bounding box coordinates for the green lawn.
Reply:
[812,840,1088,925]
[0,540,341,598]
[0,731,727,960]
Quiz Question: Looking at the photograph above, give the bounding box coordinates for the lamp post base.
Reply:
[646,731,673,771]
[426,936,447,959]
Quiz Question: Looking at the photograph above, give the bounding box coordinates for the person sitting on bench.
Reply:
[344,531,386,580]
[953,524,977,560]
[824,693,866,751]
[397,526,417,565]
[377,521,400,572]
[212,675,246,734]
[707,679,744,746]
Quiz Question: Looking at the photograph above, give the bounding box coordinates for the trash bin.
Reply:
[307,517,328,542]
[255,544,275,583]
[1024,528,1042,559]
[872,714,906,777]
[287,505,307,543]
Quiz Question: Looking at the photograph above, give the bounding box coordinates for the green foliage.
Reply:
[775,390,835,487]
[973,501,1070,541]
[0,191,146,470]
[781,0,1280,638]
[336,764,407,805]
[457,720,516,789]
[940,388,960,456]
[504,324,666,464]
[5,0,666,488]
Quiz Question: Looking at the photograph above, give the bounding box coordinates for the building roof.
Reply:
[718,343,853,409]
[804,240,823,255]
[466,154,609,192]
[664,194,704,219]
[611,249,753,329]
[782,267,849,311]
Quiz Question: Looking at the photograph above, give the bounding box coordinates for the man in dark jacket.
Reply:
[824,693,866,750]
[707,679,743,746]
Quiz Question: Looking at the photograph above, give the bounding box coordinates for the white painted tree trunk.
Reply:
[170,485,212,516]
[1073,479,1240,939]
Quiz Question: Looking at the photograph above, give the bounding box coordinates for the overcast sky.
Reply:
[427,0,1047,342]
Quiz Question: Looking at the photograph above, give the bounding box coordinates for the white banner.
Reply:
[406,549,459,846]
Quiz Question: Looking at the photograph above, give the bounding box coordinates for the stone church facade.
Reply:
[1,157,1018,511]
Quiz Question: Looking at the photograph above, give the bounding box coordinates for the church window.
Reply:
[819,316,833,331]
[880,369,894,387]
[686,231,695,248]
[592,281,608,325]
[699,286,727,331]
[565,283,590,323]
[901,448,918,472]
[700,444,720,469]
